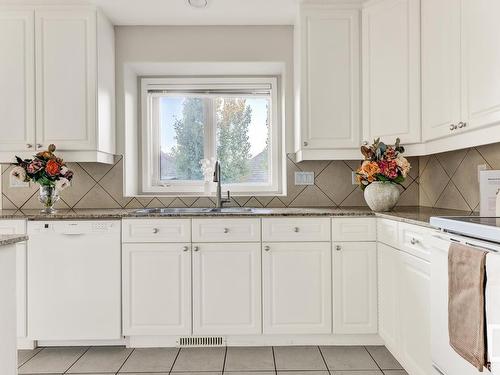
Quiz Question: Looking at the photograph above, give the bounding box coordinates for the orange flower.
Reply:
[45,159,61,176]
[360,161,380,181]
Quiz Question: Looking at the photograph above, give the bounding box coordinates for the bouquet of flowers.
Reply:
[11,144,73,190]
[356,138,411,190]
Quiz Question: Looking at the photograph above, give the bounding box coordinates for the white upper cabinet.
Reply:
[461,0,500,133]
[423,0,500,144]
[421,0,461,141]
[0,10,35,151]
[362,0,421,145]
[35,9,97,151]
[294,3,361,160]
[0,6,115,163]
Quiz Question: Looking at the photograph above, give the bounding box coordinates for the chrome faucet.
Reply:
[213,161,231,209]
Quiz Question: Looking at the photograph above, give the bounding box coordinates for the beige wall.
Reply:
[114,25,295,153]
[1,155,419,210]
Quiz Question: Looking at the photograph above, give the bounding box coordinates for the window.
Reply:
[141,77,283,195]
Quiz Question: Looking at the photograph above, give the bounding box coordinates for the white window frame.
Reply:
[140,76,283,196]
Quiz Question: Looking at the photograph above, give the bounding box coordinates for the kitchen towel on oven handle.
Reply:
[486,252,500,373]
[448,242,488,372]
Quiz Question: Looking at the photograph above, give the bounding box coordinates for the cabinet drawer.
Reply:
[122,219,191,243]
[262,218,331,242]
[398,223,434,262]
[192,219,260,242]
[332,218,376,242]
[377,218,399,248]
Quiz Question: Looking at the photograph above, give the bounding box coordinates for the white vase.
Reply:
[363,181,400,212]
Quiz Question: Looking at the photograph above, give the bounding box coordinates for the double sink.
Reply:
[133,207,271,215]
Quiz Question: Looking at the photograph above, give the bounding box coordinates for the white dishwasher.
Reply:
[27,220,121,341]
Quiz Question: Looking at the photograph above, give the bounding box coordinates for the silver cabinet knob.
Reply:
[458,121,467,128]
[36,143,43,149]
[362,141,369,146]
[223,228,229,234]
[303,141,308,147]
[264,245,270,251]
[335,245,342,251]
[293,227,299,233]
[26,143,33,148]
[183,246,189,252]
[410,238,419,245]
[193,246,199,252]
[152,228,159,234]
[449,124,456,131]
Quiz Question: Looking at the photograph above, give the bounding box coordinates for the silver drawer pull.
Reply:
[264,245,270,251]
[293,227,299,233]
[410,238,419,245]
[183,246,189,252]
[336,245,342,251]
[223,228,229,234]
[193,246,199,252]
[152,228,159,234]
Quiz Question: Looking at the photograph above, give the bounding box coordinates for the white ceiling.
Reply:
[3,0,300,25]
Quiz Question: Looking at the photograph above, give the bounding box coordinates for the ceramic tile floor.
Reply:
[17,345,409,375]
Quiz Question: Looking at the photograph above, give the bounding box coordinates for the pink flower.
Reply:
[27,159,44,174]
[378,160,399,179]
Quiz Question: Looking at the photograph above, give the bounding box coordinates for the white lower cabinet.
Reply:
[262,242,332,334]
[378,223,431,375]
[333,241,377,334]
[378,243,400,349]
[399,251,431,375]
[192,242,261,335]
[0,220,27,341]
[122,243,191,336]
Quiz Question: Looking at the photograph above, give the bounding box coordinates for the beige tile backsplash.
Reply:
[1,154,420,210]
[4,142,499,212]
[418,143,500,212]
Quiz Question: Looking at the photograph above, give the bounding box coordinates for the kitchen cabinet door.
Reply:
[262,242,332,334]
[35,9,97,151]
[362,0,420,144]
[378,243,401,351]
[122,243,192,336]
[333,241,377,334]
[399,251,431,375]
[295,5,361,158]
[461,0,500,132]
[421,0,462,141]
[0,10,35,152]
[0,220,27,340]
[192,242,261,335]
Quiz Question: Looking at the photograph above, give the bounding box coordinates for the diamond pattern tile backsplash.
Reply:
[1,154,420,210]
[419,143,500,212]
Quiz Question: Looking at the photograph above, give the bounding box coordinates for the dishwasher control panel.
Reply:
[29,220,120,234]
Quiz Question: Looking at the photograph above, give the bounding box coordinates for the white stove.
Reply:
[429,217,500,375]
[430,216,500,243]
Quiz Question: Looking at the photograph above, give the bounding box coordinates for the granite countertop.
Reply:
[0,206,476,227]
[0,234,28,247]
[375,206,476,228]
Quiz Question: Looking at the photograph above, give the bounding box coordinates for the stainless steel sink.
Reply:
[132,207,270,215]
